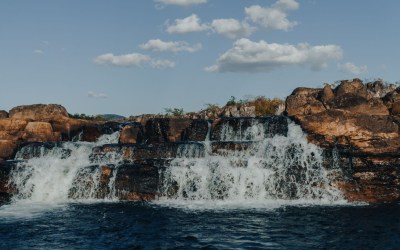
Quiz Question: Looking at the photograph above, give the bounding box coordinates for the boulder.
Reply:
[320,84,334,105]
[0,119,28,134]
[9,104,68,121]
[285,87,326,116]
[334,78,368,99]
[22,122,61,142]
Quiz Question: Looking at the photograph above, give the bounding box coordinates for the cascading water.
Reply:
[3,117,346,213]
[9,132,122,204]
[158,119,345,207]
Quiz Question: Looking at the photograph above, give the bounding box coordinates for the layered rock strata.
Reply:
[286,79,400,202]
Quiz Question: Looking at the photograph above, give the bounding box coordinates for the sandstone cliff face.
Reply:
[286,79,400,202]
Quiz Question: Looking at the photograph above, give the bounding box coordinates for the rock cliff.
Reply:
[0,79,399,205]
[286,78,400,202]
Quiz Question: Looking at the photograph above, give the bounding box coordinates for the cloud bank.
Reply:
[206,38,343,73]
[165,14,209,34]
[94,52,175,69]
[140,39,201,52]
[211,19,255,39]
[245,0,299,31]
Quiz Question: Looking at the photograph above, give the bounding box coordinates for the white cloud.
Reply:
[33,49,43,54]
[166,14,209,34]
[88,91,108,99]
[155,0,207,7]
[150,59,176,69]
[338,62,368,75]
[245,0,299,31]
[94,52,175,69]
[274,0,299,11]
[140,39,201,53]
[211,19,255,39]
[206,38,343,73]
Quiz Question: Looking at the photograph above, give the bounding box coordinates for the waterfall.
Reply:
[158,120,344,206]
[4,117,345,210]
[9,131,122,203]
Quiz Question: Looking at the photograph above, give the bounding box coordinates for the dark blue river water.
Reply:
[0,202,399,249]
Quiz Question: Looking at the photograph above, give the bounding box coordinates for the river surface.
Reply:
[0,201,399,249]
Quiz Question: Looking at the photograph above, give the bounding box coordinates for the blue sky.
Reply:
[1,0,399,116]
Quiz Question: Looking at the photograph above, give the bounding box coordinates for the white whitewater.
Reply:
[158,120,346,209]
[2,132,120,217]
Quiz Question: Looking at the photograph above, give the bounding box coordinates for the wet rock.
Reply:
[0,160,18,205]
[77,122,121,142]
[143,118,207,143]
[14,142,71,160]
[212,116,288,141]
[91,142,203,162]
[114,163,159,201]
[181,119,209,141]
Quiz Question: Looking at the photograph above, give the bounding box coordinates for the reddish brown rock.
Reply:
[321,84,334,105]
[119,124,143,144]
[335,78,368,98]
[9,104,68,121]
[0,140,17,160]
[0,119,28,135]
[286,78,400,203]
[22,122,61,142]
[285,87,326,116]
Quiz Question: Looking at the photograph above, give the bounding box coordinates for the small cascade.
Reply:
[159,120,344,204]
[9,131,122,203]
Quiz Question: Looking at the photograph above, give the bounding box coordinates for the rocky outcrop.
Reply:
[1,80,399,204]
[286,78,400,202]
[9,104,68,121]
[0,104,105,160]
